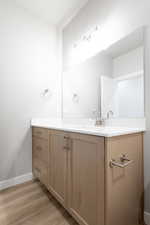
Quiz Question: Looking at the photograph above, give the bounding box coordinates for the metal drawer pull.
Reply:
[63,146,70,150]
[36,146,42,151]
[36,131,42,135]
[35,168,40,173]
[64,136,69,139]
[34,168,41,177]
[110,155,133,168]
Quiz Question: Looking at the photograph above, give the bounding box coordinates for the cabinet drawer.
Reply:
[33,158,48,187]
[32,127,48,140]
[32,137,48,164]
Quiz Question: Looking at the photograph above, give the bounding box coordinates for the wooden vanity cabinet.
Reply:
[32,127,144,225]
[48,130,68,208]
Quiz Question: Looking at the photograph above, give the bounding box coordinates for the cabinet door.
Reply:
[105,133,143,225]
[68,133,105,225]
[49,130,68,208]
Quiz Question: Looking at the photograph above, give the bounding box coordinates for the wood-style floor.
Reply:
[0,180,78,225]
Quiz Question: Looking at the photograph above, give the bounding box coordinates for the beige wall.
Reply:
[0,1,61,181]
[63,0,150,213]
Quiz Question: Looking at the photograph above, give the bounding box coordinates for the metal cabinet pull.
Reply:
[36,146,42,151]
[36,131,42,135]
[34,168,41,178]
[63,146,70,150]
[35,168,40,173]
[64,136,70,150]
[110,155,133,168]
[64,136,69,139]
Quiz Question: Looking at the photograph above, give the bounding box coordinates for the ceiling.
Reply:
[14,0,89,27]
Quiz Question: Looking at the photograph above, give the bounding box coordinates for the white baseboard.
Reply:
[145,212,150,225]
[0,173,33,191]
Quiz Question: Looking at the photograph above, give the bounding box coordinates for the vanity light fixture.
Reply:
[72,25,100,49]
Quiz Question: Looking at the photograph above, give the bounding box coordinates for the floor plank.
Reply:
[0,180,78,225]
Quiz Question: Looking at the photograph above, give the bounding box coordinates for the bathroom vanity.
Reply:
[32,121,144,225]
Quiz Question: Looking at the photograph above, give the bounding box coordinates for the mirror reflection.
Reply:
[63,28,144,119]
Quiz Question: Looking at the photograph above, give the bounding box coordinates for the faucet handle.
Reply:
[107,110,114,119]
[92,110,100,116]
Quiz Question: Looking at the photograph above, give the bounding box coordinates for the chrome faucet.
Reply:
[93,110,105,126]
[95,117,105,126]
[93,110,114,127]
[107,110,114,119]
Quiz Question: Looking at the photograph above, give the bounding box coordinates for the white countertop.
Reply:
[31,119,145,137]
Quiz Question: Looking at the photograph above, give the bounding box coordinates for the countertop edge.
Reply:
[31,123,145,138]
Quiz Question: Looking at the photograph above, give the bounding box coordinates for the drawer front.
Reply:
[33,158,48,187]
[32,127,49,140]
[32,137,48,164]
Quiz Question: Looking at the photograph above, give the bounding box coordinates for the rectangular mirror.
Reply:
[62,27,145,119]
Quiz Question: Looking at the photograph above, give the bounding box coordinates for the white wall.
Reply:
[63,51,112,118]
[0,1,61,181]
[63,0,150,213]
[113,46,144,77]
